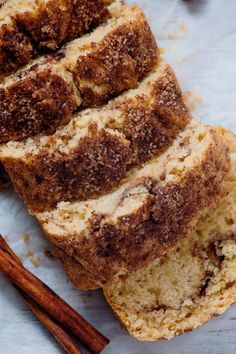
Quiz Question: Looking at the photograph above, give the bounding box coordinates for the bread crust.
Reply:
[75,14,158,107]
[39,129,231,290]
[0,7,158,142]
[0,0,110,75]
[2,65,189,211]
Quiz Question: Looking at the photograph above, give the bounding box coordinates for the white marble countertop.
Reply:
[0,0,236,353]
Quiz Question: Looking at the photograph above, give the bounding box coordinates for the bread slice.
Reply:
[0,0,111,76]
[0,62,190,212]
[104,128,236,341]
[35,120,230,290]
[0,1,158,142]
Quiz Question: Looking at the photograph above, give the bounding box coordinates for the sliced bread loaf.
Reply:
[0,62,190,211]
[0,0,111,75]
[35,120,230,290]
[104,128,236,341]
[0,1,158,142]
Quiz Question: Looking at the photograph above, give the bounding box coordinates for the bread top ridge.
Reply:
[0,1,158,142]
[0,62,190,211]
[0,0,112,76]
[36,120,231,289]
[103,128,236,341]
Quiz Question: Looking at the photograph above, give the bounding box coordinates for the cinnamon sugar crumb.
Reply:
[30,256,40,267]
[162,33,178,41]
[178,23,190,34]
[27,249,34,257]
[159,48,165,55]
[23,233,30,242]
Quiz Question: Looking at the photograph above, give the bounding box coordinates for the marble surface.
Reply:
[0,0,236,353]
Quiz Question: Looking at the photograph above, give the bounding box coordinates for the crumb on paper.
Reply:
[27,249,34,257]
[183,91,204,112]
[44,249,55,260]
[23,233,30,242]
[159,48,165,55]
[30,256,40,267]
[161,33,178,41]
[178,23,191,34]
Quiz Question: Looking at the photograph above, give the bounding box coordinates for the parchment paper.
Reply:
[0,1,236,353]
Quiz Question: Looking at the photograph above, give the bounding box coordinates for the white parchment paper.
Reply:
[0,1,236,353]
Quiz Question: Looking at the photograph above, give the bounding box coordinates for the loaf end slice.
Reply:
[104,128,236,341]
[36,120,230,290]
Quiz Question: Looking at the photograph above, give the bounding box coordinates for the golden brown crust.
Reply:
[0,0,110,75]
[4,129,131,208]
[120,65,189,163]
[75,13,158,107]
[43,130,231,290]
[0,8,158,142]
[0,67,78,142]
[2,65,189,211]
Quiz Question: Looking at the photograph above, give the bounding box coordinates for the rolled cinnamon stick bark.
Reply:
[0,236,109,354]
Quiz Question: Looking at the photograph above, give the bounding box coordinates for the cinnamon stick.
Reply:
[0,236,109,354]
[0,236,82,354]
[22,293,83,354]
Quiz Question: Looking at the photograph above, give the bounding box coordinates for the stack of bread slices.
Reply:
[0,0,235,341]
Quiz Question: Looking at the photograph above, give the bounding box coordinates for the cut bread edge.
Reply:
[103,127,236,341]
[0,61,190,211]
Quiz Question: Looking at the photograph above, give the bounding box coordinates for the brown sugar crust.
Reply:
[0,23,34,76]
[4,128,131,209]
[0,0,110,75]
[120,66,189,163]
[2,65,189,212]
[75,13,158,107]
[0,67,78,142]
[0,8,158,142]
[43,130,231,290]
